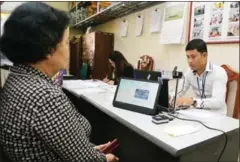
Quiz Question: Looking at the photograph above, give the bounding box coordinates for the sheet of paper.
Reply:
[73,88,106,95]
[164,123,201,137]
[178,109,215,123]
[63,80,84,89]
[120,20,128,37]
[0,53,13,66]
[102,85,117,93]
[160,2,186,44]
[136,14,144,36]
[150,9,162,33]
[84,80,109,87]
[63,80,99,89]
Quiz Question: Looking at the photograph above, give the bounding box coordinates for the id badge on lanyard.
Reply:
[197,71,208,99]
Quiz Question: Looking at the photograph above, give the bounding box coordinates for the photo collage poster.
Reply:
[189,2,239,43]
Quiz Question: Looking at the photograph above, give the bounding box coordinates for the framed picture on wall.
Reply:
[188,2,240,44]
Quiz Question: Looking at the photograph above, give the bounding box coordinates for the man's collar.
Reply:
[192,61,212,76]
[205,61,213,72]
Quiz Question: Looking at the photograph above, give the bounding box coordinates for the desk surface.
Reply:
[63,80,239,156]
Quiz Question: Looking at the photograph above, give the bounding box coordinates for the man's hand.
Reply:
[175,97,194,107]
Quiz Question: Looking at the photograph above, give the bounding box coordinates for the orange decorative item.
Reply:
[137,55,154,71]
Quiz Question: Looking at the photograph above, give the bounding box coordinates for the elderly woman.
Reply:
[0,2,118,162]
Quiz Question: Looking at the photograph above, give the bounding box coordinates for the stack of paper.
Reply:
[178,109,214,123]
[73,88,106,95]
[164,123,201,137]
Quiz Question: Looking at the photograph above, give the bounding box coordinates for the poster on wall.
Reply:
[160,2,186,44]
[227,2,239,39]
[189,2,239,43]
[192,5,205,39]
[208,2,224,39]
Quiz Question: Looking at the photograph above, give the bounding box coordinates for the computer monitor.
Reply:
[113,78,161,115]
[134,70,169,112]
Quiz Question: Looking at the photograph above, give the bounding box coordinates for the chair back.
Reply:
[137,55,154,71]
[221,64,239,119]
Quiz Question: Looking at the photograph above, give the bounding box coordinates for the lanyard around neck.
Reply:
[197,71,208,99]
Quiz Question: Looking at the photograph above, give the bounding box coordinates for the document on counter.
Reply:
[178,109,215,123]
[164,122,201,137]
[63,80,100,89]
[73,88,107,95]
[62,80,85,89]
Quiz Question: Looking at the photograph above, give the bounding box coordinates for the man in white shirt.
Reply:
[170,39,228,115]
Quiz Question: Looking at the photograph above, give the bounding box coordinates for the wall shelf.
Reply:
[72,1,163,29]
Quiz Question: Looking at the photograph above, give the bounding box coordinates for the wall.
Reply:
[69,28,83,39]
[94,2,239,72]
[44,2,68,11]
[43,2,83,38]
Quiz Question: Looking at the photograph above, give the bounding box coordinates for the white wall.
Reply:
[94,2,239,72]
[44,2,68,11]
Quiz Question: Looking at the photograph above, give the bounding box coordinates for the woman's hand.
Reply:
[94,142,110,152]
[106,154,119,162]
[103,77,110,83]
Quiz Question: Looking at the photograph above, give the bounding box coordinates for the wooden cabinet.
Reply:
[82,31,114,80]
[69,36,82,78]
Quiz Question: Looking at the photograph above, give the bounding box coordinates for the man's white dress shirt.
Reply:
[170,62,228,115]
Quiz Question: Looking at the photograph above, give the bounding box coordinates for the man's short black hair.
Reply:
[0,2,70,64]
[185,39,207,53]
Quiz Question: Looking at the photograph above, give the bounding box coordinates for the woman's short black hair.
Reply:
[185,39,207,53]
[0,2,70,64]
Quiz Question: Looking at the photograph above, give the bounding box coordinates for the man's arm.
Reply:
[194,69,227,109]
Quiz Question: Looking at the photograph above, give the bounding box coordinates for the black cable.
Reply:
[155,102,227,162]
[156,104,172,112]
[167,113,227,162]
[176,75,185,95]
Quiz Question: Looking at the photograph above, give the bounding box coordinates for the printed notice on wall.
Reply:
[120,19,128,37]
[150,9,162,33]
[160,2,186,44]
[136,14,144,36]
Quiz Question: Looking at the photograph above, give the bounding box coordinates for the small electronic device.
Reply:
[152,114,169,124]
[159,112,175,121]
[113,78,161,115]
[101,139,119,154]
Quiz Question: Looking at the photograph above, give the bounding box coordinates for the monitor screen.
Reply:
[115,78,160,109]
[134,70,169,109]
[134,70,162,81]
